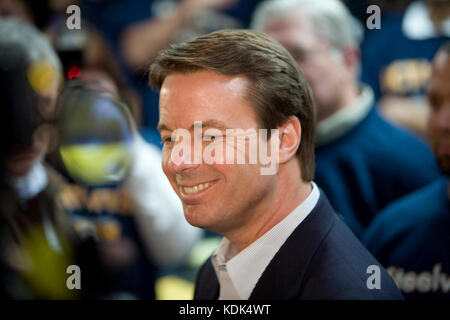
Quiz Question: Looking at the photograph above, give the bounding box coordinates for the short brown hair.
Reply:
[149,29,315,181]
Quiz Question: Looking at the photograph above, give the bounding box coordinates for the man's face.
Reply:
[427,51,450,174]
[158,70,277,234]
[263,12,347,121]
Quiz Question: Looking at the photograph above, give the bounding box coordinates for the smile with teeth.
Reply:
[182,182,211,195]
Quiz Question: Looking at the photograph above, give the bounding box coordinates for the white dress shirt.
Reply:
[211,181,320,300]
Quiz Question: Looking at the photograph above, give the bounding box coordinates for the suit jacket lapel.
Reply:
[249,193,336,300]
[193,193,338,300]
[193,258,219,300]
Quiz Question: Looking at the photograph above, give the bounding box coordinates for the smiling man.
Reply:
[149,29,402,300]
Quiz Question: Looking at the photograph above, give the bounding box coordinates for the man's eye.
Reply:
[162,136,174,143]
[203,134,222,141]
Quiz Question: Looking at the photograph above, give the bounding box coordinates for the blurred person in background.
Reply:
[361,0,450,137]
[55,79,201,299]
[362,42,450,300]
[253,0,441,238]
[0,17,84,299]
[0,9,201,298]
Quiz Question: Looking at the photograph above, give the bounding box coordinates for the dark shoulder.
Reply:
[362,178,449,256]
[356,110,439,177]
[364,110,431,152]
[374,177,447,222]
[317,108,432,157]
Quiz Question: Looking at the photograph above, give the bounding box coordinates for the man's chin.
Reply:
[184,210,220,233]
[184,207,208,227]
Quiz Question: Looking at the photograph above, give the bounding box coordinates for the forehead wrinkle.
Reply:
[159,71,259,131]
[192,119,228,130]
[186,73,250,116]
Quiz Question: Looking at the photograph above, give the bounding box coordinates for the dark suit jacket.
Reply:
[194,193,403,300]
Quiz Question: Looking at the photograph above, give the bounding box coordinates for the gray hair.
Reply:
[0,17,62,78]
[251,0,363,52]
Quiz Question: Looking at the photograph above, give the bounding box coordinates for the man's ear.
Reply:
[278,116,301,164]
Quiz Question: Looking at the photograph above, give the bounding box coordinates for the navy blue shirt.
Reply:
[362,177,450,299]
[315,106,440,237]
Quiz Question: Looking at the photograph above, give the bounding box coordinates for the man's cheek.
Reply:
[161,147,171,168]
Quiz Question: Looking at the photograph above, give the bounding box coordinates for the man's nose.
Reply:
[167,139,202,173]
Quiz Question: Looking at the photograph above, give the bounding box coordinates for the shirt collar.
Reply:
[212,181,320,299]
[315,85,374,147]
[402,1,450,40]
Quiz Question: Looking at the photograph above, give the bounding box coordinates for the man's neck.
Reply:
[223,163,312,252]
[318,83,360,122]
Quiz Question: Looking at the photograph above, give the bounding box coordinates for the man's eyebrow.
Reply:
[191,119,229,130]
[158,119,229,132]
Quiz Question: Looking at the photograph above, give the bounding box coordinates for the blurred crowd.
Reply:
[0,0,449,300]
